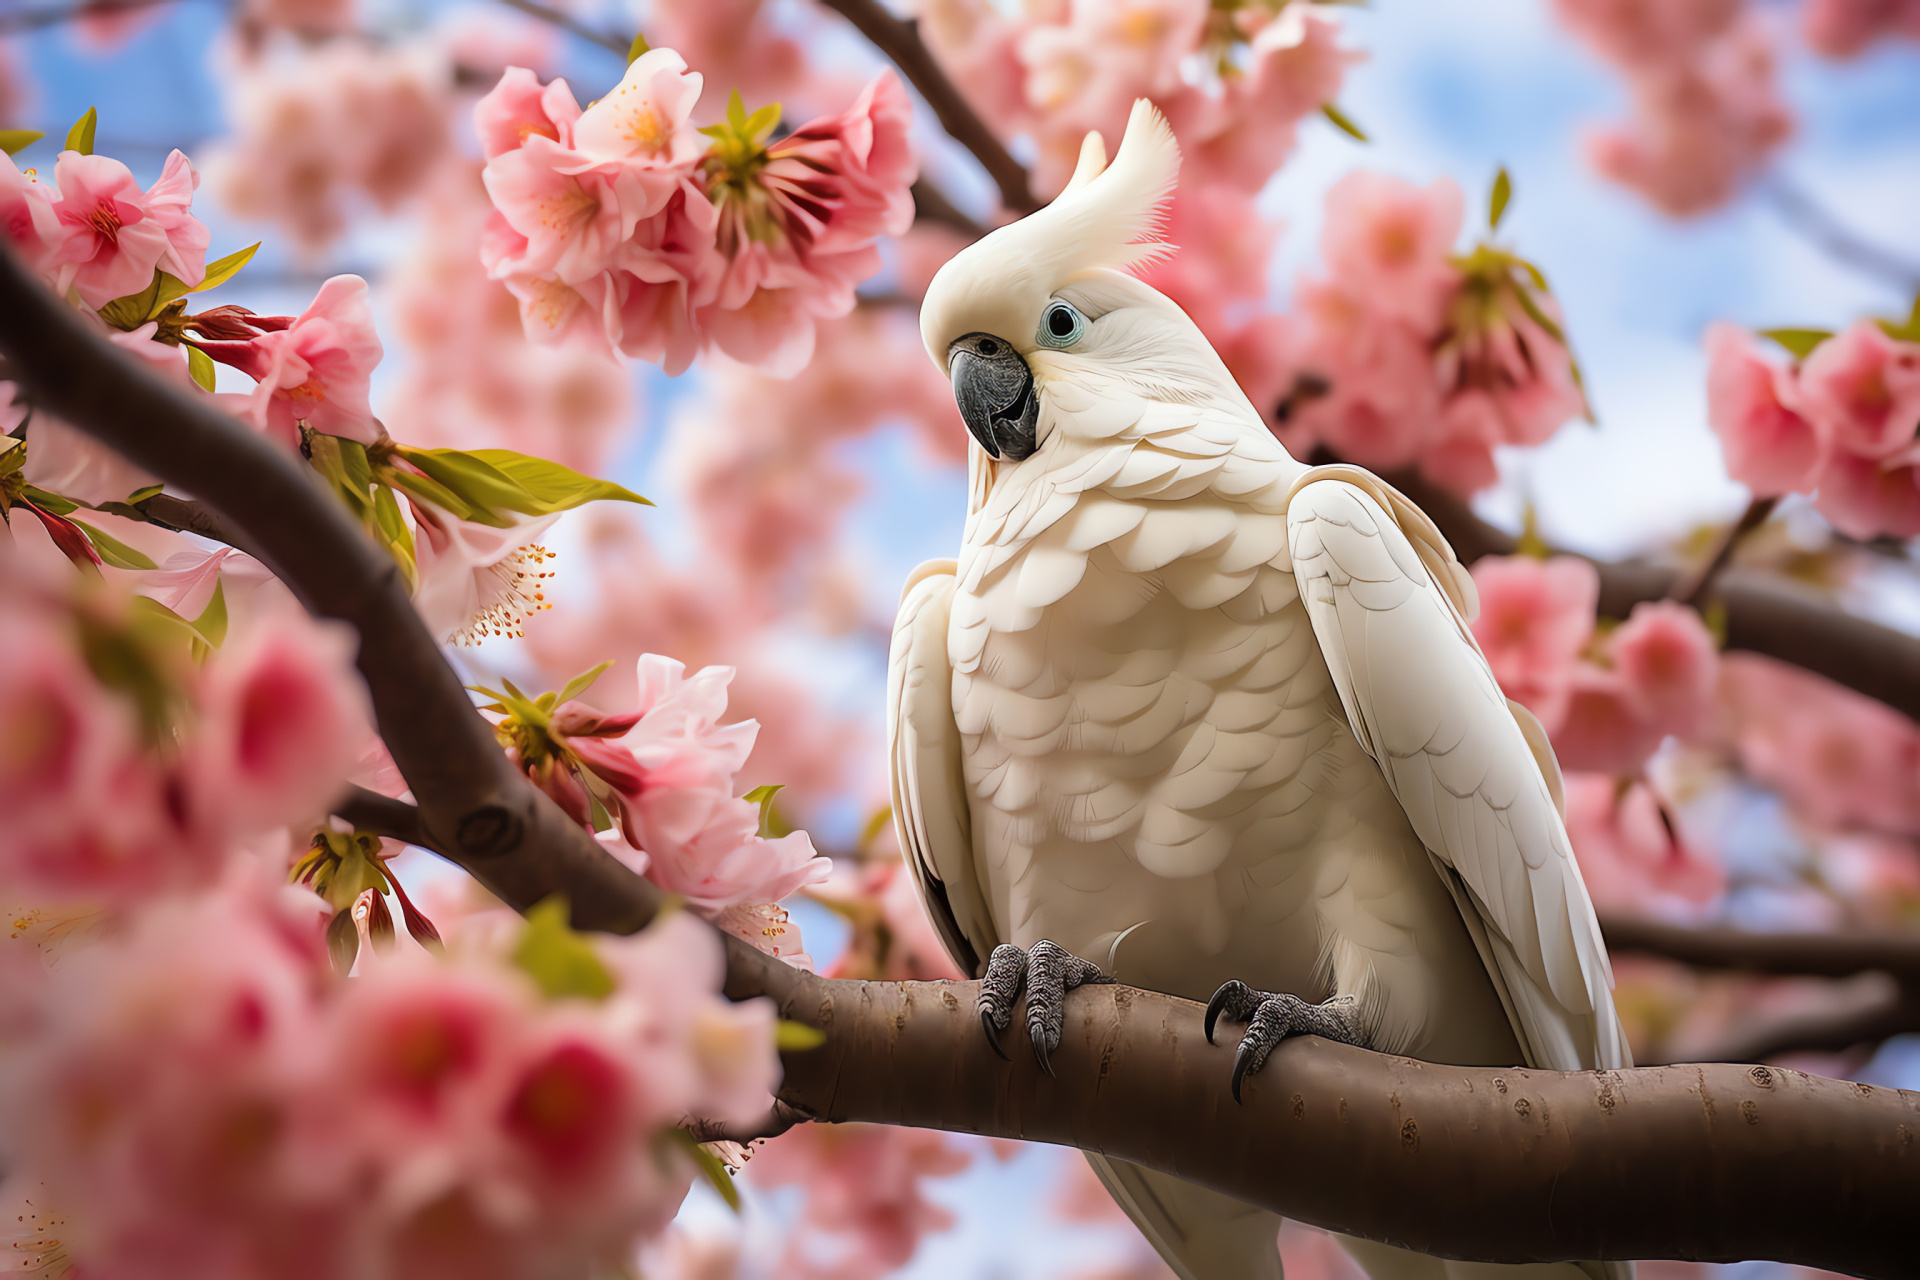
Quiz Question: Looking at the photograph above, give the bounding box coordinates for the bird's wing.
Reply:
[1285,476,1631,1073]
[889,560,998,978]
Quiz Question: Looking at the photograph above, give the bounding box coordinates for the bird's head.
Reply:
[921,100,1191,463]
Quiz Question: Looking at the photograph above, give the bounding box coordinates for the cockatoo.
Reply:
[889,100,1634,1280]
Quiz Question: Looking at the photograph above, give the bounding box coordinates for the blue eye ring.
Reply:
[1035,300,1086,349]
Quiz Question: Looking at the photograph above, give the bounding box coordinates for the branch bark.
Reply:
[10,245,1920,1276]
[1601,915,1920,985]
[815,0,1037,214]
[735,965,1920,1276]
[1382,468,1920,725]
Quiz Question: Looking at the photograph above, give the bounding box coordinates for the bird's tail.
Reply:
[1083,1154,1283,1280]
[1086,1155,1634,1280]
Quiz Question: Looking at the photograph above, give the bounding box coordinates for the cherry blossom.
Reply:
[0,152,64,276]
[196,275,385,449]
[1794,320,1920,461]
[1704,322,1824,496]
[1563,774,1725,912]
[46,149,209,309]
[1802,0,1920,57]
[1468,555,1599,732]
[1317,171,1464,332]
[410,509,559,645]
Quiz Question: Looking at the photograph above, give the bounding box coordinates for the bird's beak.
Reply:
[949,333,1039,461]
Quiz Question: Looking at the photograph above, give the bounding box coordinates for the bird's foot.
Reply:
[1204,981,1368,1103]
[977,939,1113,1076]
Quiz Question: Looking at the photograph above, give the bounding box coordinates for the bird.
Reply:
[888,98,1634,1280]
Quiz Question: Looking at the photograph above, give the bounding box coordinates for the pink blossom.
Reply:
[198,276,384,449]
[748,1123,970,1280]
[183,614,370,847]
[1317,171,1463,332]
[47,149,209,309]
[1608,600,1720,738]
[699,70,918,375]
[909,0,1033,141]
[1171,10,1360,194]
[205,41,451,252]
[712,900,815,970]
[1811,443,1920,540]
[648,0,808,121]
[1435,290,1587,459]
[474,65,581,160]
[1719,653,1920,837]
[0,153,63,276]
[1704,322,1824,495]
[1468,555,1599,732]
[1563,774,1724,911]
[1139,183,1281,341]
[410,509,559,646]
[571,49,707,171]
[1803,0,1920,57]
[1283,280,1442,470]
[1552,665,1669,776]
[1582,16,1792,217]
[1551,0,1743,68]
[1794,319,1920,460]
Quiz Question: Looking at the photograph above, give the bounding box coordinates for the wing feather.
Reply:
[889,563,999,978]
[1286,478,1631,1072]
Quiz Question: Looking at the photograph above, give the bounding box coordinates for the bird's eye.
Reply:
[1035,301,1086,349]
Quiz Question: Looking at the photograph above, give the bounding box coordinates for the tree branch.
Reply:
[1382,468,1920,724]
[1601,915,1920,985]
[1666,493,1778,609]
[0,245,661,937]
[12,244,1920,1275]
[814,0,1037,214]
[334,785,429,847]
[735,965,1920,1276]
[1759,174,1920,297]
[491,0,629,56]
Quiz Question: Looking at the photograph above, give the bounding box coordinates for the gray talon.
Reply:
[981,1008,1009,1060]
[974,938,1109,1072]
[1207,987,1368,1105]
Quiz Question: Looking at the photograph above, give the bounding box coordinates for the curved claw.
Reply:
[1032,1029,1055,1078]
[1205,985,1233,1046]
[981,1009,1009,1061]
[1230,1038,1257,1105]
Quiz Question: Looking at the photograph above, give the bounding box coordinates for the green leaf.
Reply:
[191,242,260,295]
[20,485,78,515]
[1319,101,1368,143]
[1758,328,1832,361]
[128,595,211,660]
[513,897,616,1001]
[382,464,490,525]
[1510,283,1568,346]
[190,578,228,649]
[557,660,614,705]
[186,345,217,393]
[775,1020,826,1051]
[125,484,164,505]
[69,519,157,570]
[371,483,418,591]
[326,908,359,977]
[726,88,747,132]
[627,30,650,62]
[742,784,787,838]
[668,1130,741,1213]
[306,432,377,520]
[468,449,651,511]
[97,272,166,332]
[392,447,537,523]
[0,129,44,156]
[64,107,96,156]
[1488,166,1512,230]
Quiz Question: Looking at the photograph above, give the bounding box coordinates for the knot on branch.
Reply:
[456,804,522,857]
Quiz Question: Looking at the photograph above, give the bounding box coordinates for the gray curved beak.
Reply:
[949,333,1039,461]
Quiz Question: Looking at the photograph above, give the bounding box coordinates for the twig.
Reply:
[1707,992,1920,1065]
[1667,494,1779,609]
[1601,914,1920,984]
[815,0,1037,214]
[1759,174,1920,297]
[1381,466,1920,725]
[334,784,429,847]
[910,178,986,239]
[490,0,628,57]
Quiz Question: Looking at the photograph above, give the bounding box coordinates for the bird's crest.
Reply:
[921,100,1181,366]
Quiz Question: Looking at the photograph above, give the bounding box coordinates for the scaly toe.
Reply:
[980,1008,1009,1061]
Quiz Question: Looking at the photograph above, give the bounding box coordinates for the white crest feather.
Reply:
[921,99,1182,367]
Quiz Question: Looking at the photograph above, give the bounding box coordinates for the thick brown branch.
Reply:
[816,0,1037,213]
[735,967,1920,1276]
[1383,468,1920,724]
[0,246,662,937]
[1710,992,1920,1065]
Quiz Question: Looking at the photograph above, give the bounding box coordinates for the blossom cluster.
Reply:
[0,555,367,908]
[1802,0,1920,58]
[1706,317,1920,539]
[1470,554,1721,777]
[476,50,916,376]
[1267,171,1588,494]
[2,875,780,1280]
[478,655,831,964]
[1552,0,1792,216]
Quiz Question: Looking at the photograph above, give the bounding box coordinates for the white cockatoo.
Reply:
[889,100,1634,1280]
